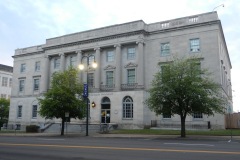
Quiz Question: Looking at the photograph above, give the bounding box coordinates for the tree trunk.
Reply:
[180,115,186,137]
[61,118,65,136]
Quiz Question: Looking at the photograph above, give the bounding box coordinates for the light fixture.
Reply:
[91,101,96,107]
[78,64,84,70]
[92,61,97,68]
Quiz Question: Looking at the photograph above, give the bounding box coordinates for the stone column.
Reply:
[43,55,50,92]
[114,44,121,90]
[137,40,144,86]
[94,48,101,90]
[76,50,82,82]
[60,53,65,71]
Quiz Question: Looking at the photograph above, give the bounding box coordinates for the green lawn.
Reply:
[110,129,240,136]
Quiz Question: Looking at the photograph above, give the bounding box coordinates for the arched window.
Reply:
[101,97,110,104]
[101,97,111,123]
[122,96,133,119]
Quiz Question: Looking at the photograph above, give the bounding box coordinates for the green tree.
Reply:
[38,67,85,135]
[145,57,226,137]
[0,98,10,130]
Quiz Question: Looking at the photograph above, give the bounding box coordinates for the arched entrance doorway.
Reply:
[101,97,111,123]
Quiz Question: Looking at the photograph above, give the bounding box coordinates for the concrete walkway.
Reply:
[0,132,239,142]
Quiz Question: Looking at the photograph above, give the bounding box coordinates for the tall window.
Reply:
[70,56,76,66]
[106,71,114,87]
[88,73,94,88]
[17,105,22,118]
[127,69,135,84]
[33,78,40,91]
[123,96,133,119]
[190,38,200,52]
[162,103,171,119]
[162,111,171,119]
[20,63,26,73]
[190,62,201,76]
[88,55,94,65]
[161,65,170,82]
[19,79,25,92]
[9,78,12,87]
[163,114,171,119]
[193,113,203,119]
[35,61,40,71]
[107,50,114,62]
[2,77,8,87]
[54,58,60,69]
[161,42,170,56]
[32,105,38,118]
[127,47,135,60]
[1,94,6,99]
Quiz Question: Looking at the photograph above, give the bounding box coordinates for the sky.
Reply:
[0,0,239,112]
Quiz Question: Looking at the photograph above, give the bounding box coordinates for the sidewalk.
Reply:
[94,133,240,141]
[0,132,240,141]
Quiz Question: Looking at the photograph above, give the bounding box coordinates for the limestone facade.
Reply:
[8,12,232,130]
[0,64,13,99]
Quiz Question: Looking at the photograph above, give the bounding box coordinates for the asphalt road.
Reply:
[0,135,239,160]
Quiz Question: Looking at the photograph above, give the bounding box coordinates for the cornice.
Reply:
[43,30,147,50]
[12,51,44,58]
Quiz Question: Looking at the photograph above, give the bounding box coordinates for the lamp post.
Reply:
[212,4,224,11]
[79,54,97,136]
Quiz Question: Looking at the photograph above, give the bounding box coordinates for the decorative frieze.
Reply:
[104,65,116,70]
[46,21,144,46]
[124,62,138,68]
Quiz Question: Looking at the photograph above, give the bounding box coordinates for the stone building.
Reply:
[8,12,232,131]
[0,64,13,99]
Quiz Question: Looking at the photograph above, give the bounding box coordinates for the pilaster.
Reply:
[76,50,82,82]
[59,53,65,71]
[136,40,144,86]
[94,47,101,90]
[114,44,122,90]
[43,55,50,92]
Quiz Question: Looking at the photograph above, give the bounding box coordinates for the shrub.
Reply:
[26,125,40,133]
[144,125,151,129]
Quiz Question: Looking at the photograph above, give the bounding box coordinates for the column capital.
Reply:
[114,44,121,48]
[94,47,101,51]
[136,40,144,45]
[44,54,51,59]
[76,50,82,54]
[59,53,65,57]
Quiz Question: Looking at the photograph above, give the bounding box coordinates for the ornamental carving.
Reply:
[124,62,138,68]
[104,65,116,70]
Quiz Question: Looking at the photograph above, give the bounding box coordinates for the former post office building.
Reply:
[8,12,232,131]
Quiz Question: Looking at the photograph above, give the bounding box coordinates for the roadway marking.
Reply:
[0,143,239,155]
[164,143,214,147]
[39,138,65,141]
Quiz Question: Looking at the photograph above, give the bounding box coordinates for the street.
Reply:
[0,135,239,160]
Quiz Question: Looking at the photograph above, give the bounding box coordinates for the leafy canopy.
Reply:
[146,57,225,118]
[0,98,10,120]
[0,98,10,129]
[38,67,85,120]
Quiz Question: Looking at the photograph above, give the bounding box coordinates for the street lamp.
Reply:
[79,54,97,136]
[212,4,224,11]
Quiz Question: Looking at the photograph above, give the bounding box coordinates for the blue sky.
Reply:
[0,0,239,111]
